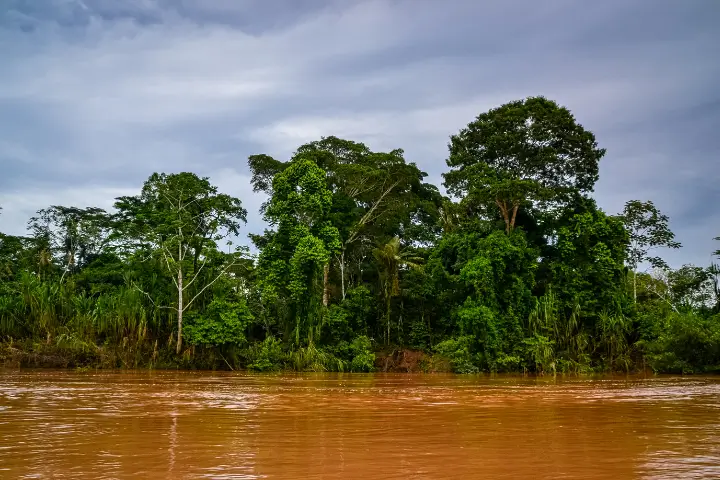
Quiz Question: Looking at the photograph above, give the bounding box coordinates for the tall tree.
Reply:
[114,172,247,353]
[255,154,341,345]
[443,96,605,233]
[621,200,681,302]
[249,136,440,302]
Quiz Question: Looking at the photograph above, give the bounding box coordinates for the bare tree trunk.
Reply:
[340,249,346,300]
[322,263,330,307]
[176,263,183,355]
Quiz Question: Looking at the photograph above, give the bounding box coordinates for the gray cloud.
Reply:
[0,0,718,267]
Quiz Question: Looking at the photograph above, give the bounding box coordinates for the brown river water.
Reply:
[0,371,719,479]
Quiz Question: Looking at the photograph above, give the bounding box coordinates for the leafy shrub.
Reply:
[348,335,375,372]
[245,336,285,371]
[184,299,252,347]
[434,336,479,373]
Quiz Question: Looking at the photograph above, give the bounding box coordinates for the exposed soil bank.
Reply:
[1,341,682,375]
[1,340,457,373]
[374,348,444,372]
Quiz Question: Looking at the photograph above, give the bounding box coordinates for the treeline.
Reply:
[1,97,719,373]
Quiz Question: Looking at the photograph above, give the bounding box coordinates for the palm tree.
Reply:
[373,237,422,345]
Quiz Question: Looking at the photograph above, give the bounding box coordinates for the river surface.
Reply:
[0,371,719,479]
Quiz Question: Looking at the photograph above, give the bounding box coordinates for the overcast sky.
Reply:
[1,0,718,268]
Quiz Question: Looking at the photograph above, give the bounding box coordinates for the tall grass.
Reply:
[0,273,161,352]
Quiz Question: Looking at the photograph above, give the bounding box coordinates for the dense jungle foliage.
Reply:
[1,97,718,373]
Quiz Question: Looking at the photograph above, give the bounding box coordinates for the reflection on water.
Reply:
[0,371,718,479]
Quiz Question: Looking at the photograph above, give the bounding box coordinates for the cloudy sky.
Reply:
[1,0,718,267]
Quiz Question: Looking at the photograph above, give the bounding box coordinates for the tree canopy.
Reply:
[443,96,605,233]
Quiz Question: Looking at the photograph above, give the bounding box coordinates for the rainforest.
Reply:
[1,97,719,374]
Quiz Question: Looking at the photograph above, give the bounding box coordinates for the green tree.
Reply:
[256,155,341,346]
[549,202,629,320]
[27,206,113,282]
[250,136,441,303]
[443,97,605,233]
[183,298,253,348]
[621,200,681,302]
[667,265,714,311]
[0,233,33,281]
[456,230,537,370]
[114,172,247,354]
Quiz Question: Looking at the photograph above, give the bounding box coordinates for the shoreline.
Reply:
[2,341,703,376]
[3,366,717,381]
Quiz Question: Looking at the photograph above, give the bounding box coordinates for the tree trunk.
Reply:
[510,202,520,232]
[322,263,330,307]
[495,199,511,234]
[340,249,346,300]
[399,299,404,343]
[633,270,637,303]
[176,266,183,354]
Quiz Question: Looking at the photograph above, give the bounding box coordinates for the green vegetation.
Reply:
[1,97,718,374]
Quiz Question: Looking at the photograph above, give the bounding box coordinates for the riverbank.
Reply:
[0,339,442,372]
[2,339,698,375]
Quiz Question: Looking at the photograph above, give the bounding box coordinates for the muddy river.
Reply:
[0,370,718,479]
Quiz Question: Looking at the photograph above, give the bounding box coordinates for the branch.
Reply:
[160,190,178,205]
[160,244,180,289]
[175,227,195,262]
[218,351,235,371]
[649,268,680,313]
[343,175,377,199]
[131,282,175,311]
[184,256,209,289]
[649,284,680,314]
[346,178,401,245]
[181,256,241,312]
